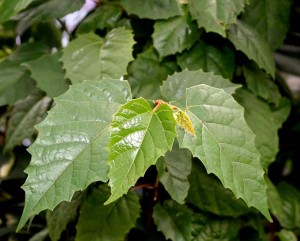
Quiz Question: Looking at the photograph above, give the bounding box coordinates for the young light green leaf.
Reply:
[243,63,281,106]
[17,78,132,231]
[277,229,298,241]
[105,98,177,204]
[156,141,192,204]
[46,193,82,241]
[177,41,235,80]
[234,89,290,169]
[175,84,271,220]
[188,0,249,36]
[128,47,178,99]
[0,0,35,23]
[187,161,250,217]
[152,8,198,57]
[160,69,240,103]
[153,200,193,241]
[192,215,240,241]
[227,21,275,77]
[62,28,134,84]
[5,90,52,152]
[24,52,69,98]
[76,185,140,241]
[120,0,182,20]
[241,0,292,50]
[277,182,300,229]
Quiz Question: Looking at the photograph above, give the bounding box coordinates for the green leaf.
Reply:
[0,42,49,106]
[5,90,52,152]
[28,228,49,241]
[234,89,290,169]
[243,63,281,106]
[62,28,134,84]
[277,182,300,229]
[177,41,235,80]
[77,4,123,34]
[76,185,140,241]
[174,84,271,220]
[24,52,69,98]
[227,21,275,77]
[105,98,177,204]
[16,0,84,24]
[241,0,292,50]
[153,8,198,57]
[0,0,35,23]
[161,69,240,102]
[192,215,240,241]
[187,160,250,217]
[156,141,192,204]
[120,0,182,20]
[46,193,82,241]
[277,229,297,241]
[128,47,178,99]
[188,0,249,36]
[17,78,132,231]
[153,200,193,241]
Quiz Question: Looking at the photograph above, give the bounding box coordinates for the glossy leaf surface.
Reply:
[106,98,176,203]
[17,78,132,230]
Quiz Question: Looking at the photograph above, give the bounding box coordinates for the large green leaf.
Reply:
[24,52,69,98]
[105,98,177,204]
[5,90,52,152]
[128,47,178,99]
[243,63,281,106]
[62,28,134,84]
[187,161,250,217]
[153,200,193,241]
[156,141,192,204]
[0,0,35,23]
[17,78,132,230]
[120,0,182,20]
[234,89,290,169]
[177,41,235,80]
[227,21,275,77]
[0,42,48,106]
[241,0,292,50]
[46,193,82,241]
[188,0,249,36]
[161,69,240,102]
[192,215,240,241]
[174,85,270,220]
[76,185,140,241]
[153,8,198,57]
[277,182,300,229]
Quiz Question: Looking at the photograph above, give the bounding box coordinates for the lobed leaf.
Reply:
[17,78,132,230]
[76,185,140,241]
[152,7,198,57]
[156,141,192,204]
[153,200,193,241]
[227,21,275,77]
[188,0,249,36]
[62,28,134,84]
[175,84,271,220]
[24,51,69,98]
[106,98,177,204]
[161,69,240,103]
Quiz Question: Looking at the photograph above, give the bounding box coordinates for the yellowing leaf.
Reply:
[173,109,196,137]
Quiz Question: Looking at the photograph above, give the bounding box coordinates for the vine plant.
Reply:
[0,0,298,240]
